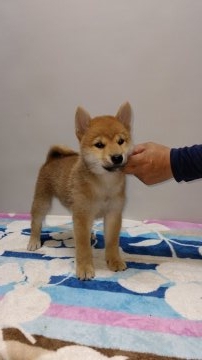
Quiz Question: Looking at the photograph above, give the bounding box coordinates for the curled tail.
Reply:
[45,145,78,163]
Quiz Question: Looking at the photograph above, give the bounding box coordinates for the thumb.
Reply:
[131,144,145,155]
[124,152,143,172]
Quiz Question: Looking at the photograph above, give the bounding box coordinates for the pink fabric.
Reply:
[45,304,202,337]
[146,219,202,230]
[0,213,31,220]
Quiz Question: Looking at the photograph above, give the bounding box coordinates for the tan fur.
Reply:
[28,102,132,280]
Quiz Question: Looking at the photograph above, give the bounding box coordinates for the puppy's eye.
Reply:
[118,138,125,145]
[94,142,105,149]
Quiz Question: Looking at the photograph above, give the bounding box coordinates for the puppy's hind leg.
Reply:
[28,182,52,251]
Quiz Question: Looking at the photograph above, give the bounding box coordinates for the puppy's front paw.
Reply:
[27,239,41,251]
[107,257,127,272]
[76,263,95,281]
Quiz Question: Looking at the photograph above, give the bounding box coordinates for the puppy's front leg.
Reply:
[104,212,126,272]
[73,212,95,280]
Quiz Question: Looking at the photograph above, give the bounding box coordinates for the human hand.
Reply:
[124,142,173,185]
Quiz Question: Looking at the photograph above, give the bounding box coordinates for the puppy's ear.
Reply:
[75,107,91,140]
[116,102,132,129]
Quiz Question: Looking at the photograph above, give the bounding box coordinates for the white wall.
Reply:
[0,0,202,222]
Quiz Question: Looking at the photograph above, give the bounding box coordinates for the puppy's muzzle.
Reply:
[111,154,123,165]
[103,154,125,172]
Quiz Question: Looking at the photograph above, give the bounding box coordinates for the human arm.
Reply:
[124,142,202,184]
[170,144,202,182]
[124,142,173,185]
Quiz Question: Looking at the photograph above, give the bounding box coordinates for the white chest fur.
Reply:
[92,172,125,217]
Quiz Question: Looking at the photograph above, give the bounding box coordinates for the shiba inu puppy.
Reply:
[28,102,132,280]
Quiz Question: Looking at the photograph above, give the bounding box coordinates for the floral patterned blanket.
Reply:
[0,213,202,360]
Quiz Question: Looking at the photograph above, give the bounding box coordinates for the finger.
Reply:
[123,166,134,174]
[131,144,146,155]
[127,152,144,167]
[124,163,141,174]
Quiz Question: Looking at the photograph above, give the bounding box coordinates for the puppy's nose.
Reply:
[111,154,123,165]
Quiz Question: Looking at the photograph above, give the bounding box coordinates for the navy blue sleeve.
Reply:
[170,145,202,182]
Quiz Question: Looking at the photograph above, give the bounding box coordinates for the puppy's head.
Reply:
[75,102,133,174]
